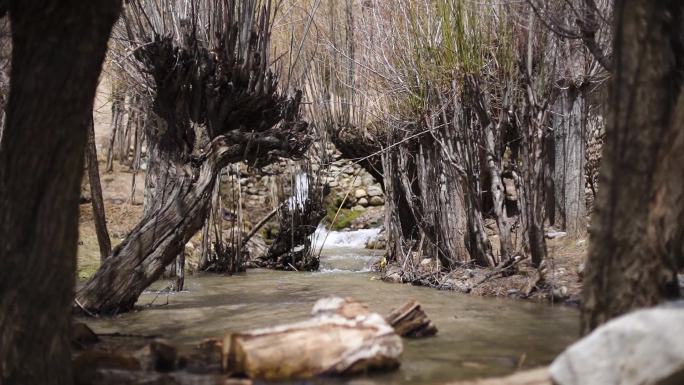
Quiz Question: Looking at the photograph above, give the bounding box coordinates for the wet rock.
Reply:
[367,185,383,197]
[551,301,684,385]
[354,188,367,198]
[384,266,403,283]
[133,339,178,372]
[369,196,384,206]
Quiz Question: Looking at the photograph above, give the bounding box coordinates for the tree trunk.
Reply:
[86,117,112,261]
[106,93,123,172]
[382,129,480,272]
[0,1,120,384]
[550,87,587,236]
[581,0,683,334]
[76,143,220,313]
[77,21,311,313]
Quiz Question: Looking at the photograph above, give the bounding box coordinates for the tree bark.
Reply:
[0,1,120,384]
[581,0,683,334]
[382,128,480,272]
[550,87,587,236]
[86,117,112,261]
[77,138,237,313]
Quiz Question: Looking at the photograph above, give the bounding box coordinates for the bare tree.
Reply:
[76,0,311,314]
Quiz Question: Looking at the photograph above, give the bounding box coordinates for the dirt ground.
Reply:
[470,236,586,305]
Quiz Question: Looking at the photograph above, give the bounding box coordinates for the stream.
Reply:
[85,228,579,384]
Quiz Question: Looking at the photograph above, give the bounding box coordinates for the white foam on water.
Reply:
[312,225,382,249]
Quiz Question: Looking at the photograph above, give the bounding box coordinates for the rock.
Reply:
[369,196,385,206]
[357,197,369,206]
[354,188,367,198]
[221,297,402,380]
[361,174,376,186]
[367,185,383,197]
[352,205,366,212]
[384,267,403,283]
[550,302,684,385]
[328,181,339,188]
[133,339,178,372]
[353,178,363,187]
[72,322,99,349]
[551,286,569,300]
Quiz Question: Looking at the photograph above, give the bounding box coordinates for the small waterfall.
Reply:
[312,225,382,249]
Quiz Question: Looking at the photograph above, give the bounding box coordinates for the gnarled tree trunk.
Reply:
[383,127,489,272]
[0,1,120,384]
[77,27,310,314]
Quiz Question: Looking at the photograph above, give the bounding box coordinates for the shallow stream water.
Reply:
[86,230,579,384]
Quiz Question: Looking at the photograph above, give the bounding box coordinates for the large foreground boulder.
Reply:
[221,297,403,380]
[551,301,684,385]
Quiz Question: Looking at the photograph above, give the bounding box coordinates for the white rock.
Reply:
[551,302,684,385]
[358,198,369,207]
[361,174,376,186]
[355,189,368,198]
[367,185,383,197]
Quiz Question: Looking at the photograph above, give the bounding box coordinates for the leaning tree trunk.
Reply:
[581,0,683,334]
[76,27,311,314]
[0,1,120,384]
[77,137,230,313]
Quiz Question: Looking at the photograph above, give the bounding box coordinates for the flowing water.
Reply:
[86,229,579,384]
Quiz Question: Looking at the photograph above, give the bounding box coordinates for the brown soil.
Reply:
[470,236,586,305]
